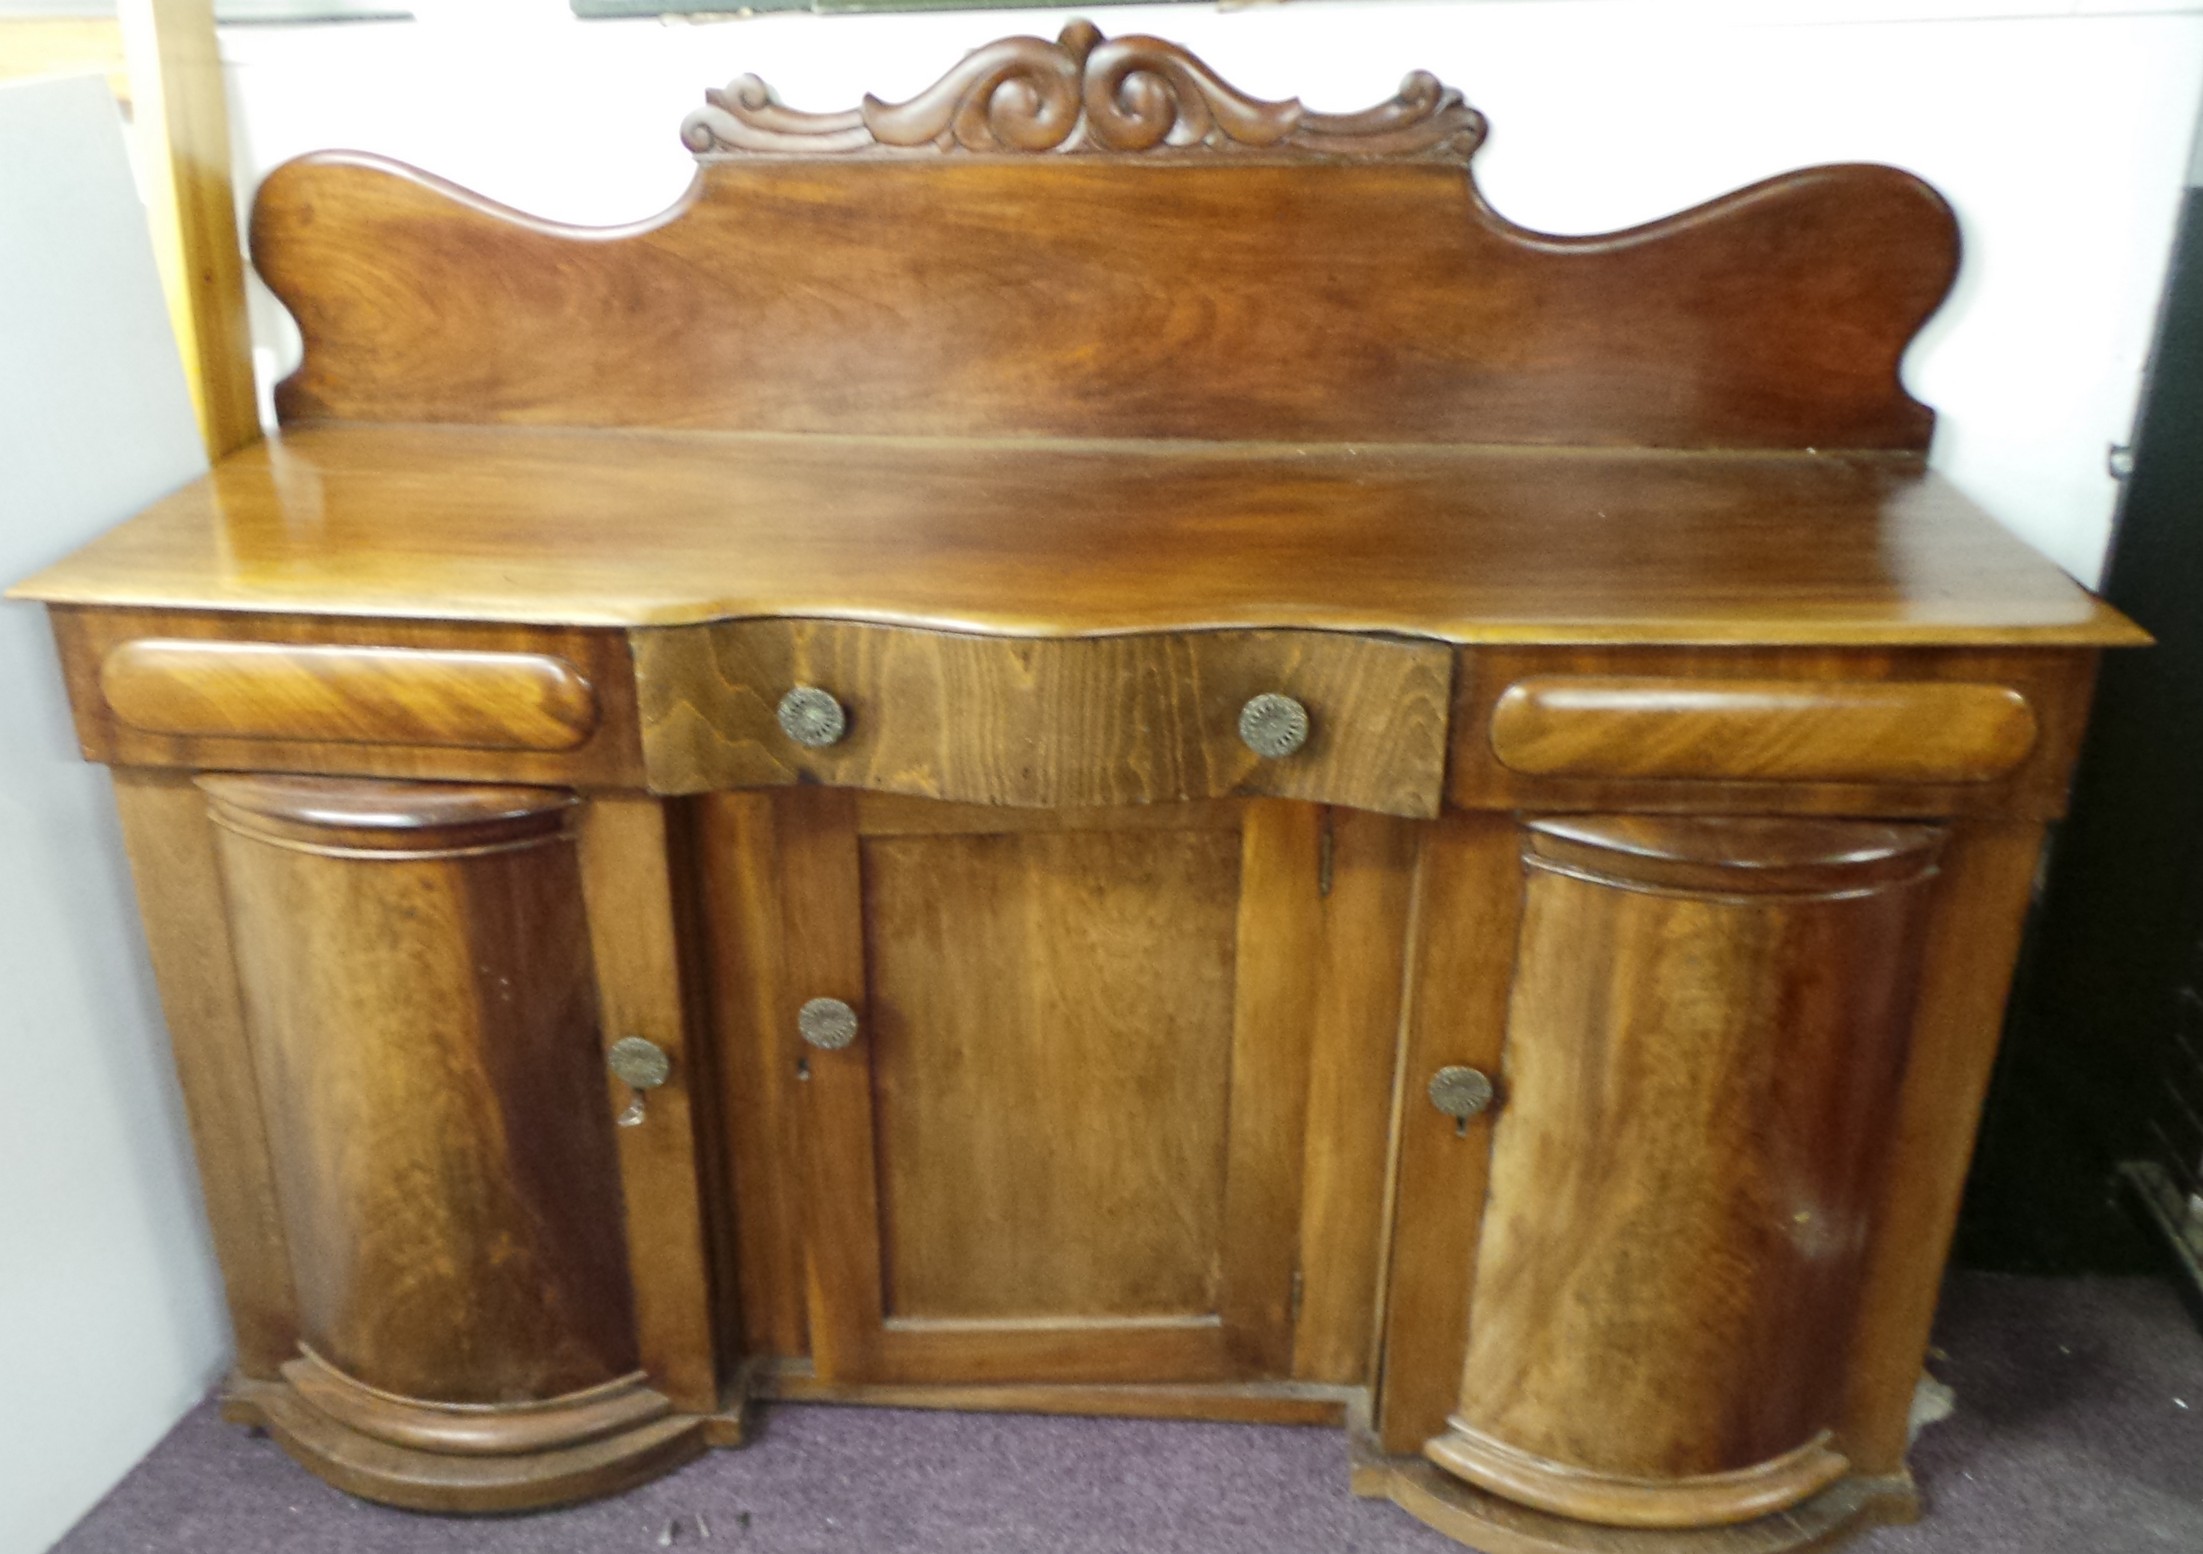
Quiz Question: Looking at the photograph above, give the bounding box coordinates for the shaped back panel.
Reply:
[252,26,1958,450]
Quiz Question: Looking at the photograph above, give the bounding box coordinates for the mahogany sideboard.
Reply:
[10,25,2147,1553]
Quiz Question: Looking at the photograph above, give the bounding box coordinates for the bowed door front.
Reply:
[766,789,1328,1387]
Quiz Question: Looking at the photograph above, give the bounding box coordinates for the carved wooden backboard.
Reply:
[252,23,1959,450]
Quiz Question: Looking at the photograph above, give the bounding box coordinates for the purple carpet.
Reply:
[49,1273,2203,1554]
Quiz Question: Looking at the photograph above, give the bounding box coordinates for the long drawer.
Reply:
[1450,646,2098,820]
[632,620,1455,818]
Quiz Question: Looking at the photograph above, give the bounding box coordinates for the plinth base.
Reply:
[224,1375,721,1514]
[1350,1431,1918,1554]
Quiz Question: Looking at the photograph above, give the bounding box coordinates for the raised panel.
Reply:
[766,791,1328,1387]
[50,605,646,787]
[1451,645,2100,819]
[1488,676,2036,784]
[101,637,599,751]
[863,826,1241,1323]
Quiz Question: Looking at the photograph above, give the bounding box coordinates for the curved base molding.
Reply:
[226,1375,709,1514]
[1355,1446,1916,1554]
[1424,1418,1852,1529]
[282,1351,676,1457]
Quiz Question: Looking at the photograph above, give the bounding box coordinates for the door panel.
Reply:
[1417,814,1944,1528]
[865,827,1241,1324]
[769,788,1326,1385]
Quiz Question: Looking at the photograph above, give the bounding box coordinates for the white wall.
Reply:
[219,0,2203,586]
[0,75,230,1554]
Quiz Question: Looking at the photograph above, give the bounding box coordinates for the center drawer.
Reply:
[631,620,1454,818]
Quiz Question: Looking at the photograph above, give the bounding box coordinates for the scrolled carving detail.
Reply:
[681,21,1485,163]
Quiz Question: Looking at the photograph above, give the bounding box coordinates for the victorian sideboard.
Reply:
[10,24,2146,1554]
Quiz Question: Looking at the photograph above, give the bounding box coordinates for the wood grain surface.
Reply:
[637,618,1451,816]
[233,1375,704,1515]
[100,637,599,751]
[110,768,299,1378]
[1838,820,2048,1473]
[13,24,2136,1534]
[1355,1428,1915,1554]
[770,791,1334,1386]
[693,792,809,1360]
[49,605,646,788]
[281,1351,669,1457]
[11,427,2138,647]
[250,150,1953,452]
[1488,676,2037,783]
[1372,813,1521,1455]
[577,795,726,1415]
[862,823,1242,1322]
[1452,645,2103,821]
[201,774,639,1406]
[1432,816,1942,1525]
[1292,809,1420,1384]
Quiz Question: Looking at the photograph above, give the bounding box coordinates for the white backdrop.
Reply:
[221,0,2203,585]
[0,74,228,1554]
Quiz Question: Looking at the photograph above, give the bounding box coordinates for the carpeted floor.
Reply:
[50,1272,2203,1554]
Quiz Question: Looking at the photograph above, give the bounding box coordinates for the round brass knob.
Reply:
[607,1036,672,1090]
[798,996,860,1051]
[1238,693,1310,759]
[777,686,848,749]
[1427,1065,1494,1121]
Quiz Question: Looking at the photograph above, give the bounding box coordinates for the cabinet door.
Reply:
[1405,813,1944,1528]
[770,790,1328,1385]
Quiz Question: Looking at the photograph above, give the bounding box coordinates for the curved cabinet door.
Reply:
[198,774,696,1509]
[1424,814,1944,1530]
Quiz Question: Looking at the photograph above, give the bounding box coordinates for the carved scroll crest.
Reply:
[680,21,1486,162]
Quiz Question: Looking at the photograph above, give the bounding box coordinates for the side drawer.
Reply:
[1489,677,2037,784]
[633,620,1454,818]
[1451,646,2100,819]
[51,605,647,787]
[101,639,599,752]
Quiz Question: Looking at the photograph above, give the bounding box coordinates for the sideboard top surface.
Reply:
[9,423,2140,647]
[7,25,2140,650]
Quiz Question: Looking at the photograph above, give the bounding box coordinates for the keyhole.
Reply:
[618,1088,648,1127]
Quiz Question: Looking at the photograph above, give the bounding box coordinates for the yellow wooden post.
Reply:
[120,0,259,461]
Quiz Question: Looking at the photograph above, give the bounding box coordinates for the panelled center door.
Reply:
[777,789,1325,1386]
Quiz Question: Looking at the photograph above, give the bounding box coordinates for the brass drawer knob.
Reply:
[777,685,848,748]
[1428,1065,1494,1122]
[798,996,861,1051]
[1238,692,1310,758]
[607,1036,672,1127]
